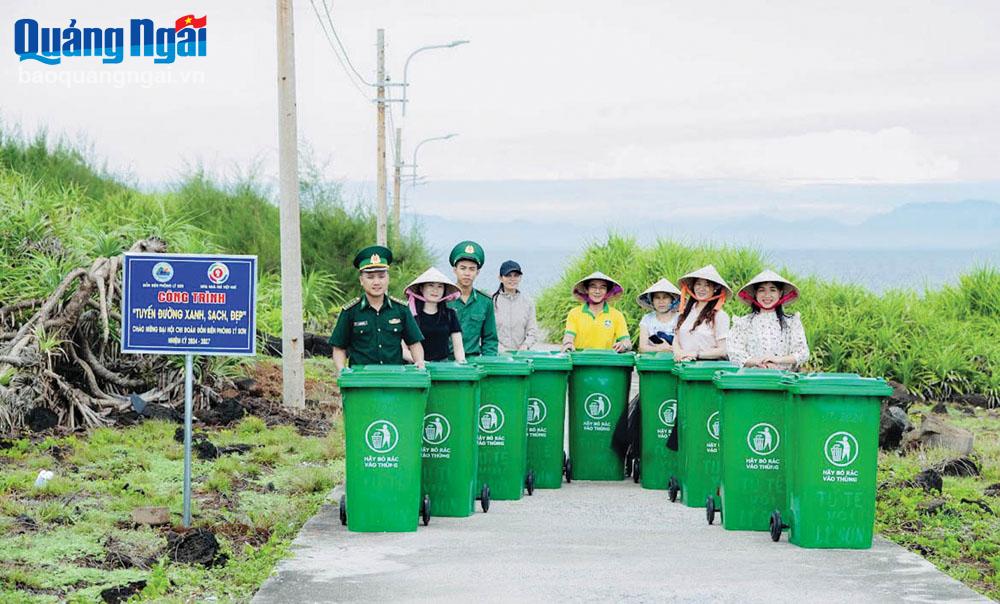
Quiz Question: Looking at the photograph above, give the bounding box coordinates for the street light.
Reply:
[401,40,469,116]
[408,133,458,181]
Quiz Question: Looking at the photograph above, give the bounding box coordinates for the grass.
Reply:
[538,234,999,403]
[0,129,434,337]
[0,415,346,603]
[877,403,1000,599]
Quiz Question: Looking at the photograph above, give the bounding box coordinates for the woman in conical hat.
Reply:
[637,278,682,353]
[402,267,465,362]
[727,269,809,370]
[561,271,632,352]
[672,265,732,362]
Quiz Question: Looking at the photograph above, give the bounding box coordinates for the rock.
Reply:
[26,407,58,431]
[953,393,990,408]
[234,378,257,392]
[917,498,946,514]
[901,414,974,455]
[166,528,221,566]
[304,332,333,358]
[194,440,218,460]
[131,506,170,526]
[934,456,981,477]
[100,580,147,604]
[930,401,948,414]
[879,405,913,450]
[173,427,208,444]
[13,514,38,533]
[888,380,919,410]
[218,444,254,455]
[984,483,1000,497]
[200,398,245,426]
[140,403,182,423]
[960,498,995,516]
[913,468,943,494]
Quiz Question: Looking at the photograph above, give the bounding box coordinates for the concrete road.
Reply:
[252,481,988,603]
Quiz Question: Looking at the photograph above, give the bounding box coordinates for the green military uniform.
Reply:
[447,240,498,357]
[448,289,498,357]
[328,245,424,366]
[329,295,423,366]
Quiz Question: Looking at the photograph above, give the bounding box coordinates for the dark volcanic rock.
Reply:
[26,407,58,432]
[934,456,981,477]
[100,580,147,604]
[167,528,222,566]
[194,440,218,460]
[913,468,943,494]
[879,405,913,450]
[140,403,182,423]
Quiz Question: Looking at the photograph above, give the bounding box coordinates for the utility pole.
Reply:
[375,29,387,246]
[392,126,402,243]
[275,0,305,408]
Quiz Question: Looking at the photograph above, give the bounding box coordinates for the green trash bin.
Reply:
[510,351,573,489]
[634,352,678,490]
[774,373,892,549]
[422,362,487,517]
[470,356,534,500]
[670,361,738,509]
[337,365,431,532]
[567,350,635,481]
[713,368,792,529]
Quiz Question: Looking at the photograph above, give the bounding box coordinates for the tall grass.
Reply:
[538,235,999,403]
[0,130,432,337]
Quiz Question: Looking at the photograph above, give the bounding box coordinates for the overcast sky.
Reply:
[3,1,999,223]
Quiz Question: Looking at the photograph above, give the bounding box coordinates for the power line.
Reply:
[308,0,369,100]
[320,0,375,86]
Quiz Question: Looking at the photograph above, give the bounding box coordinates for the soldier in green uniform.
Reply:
[447,241,499,358]
[330,245,425,371]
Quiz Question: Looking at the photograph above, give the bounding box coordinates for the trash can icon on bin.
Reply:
[481,407,498,431]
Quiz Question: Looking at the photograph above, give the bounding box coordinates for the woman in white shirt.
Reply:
[727,269,809,370]
[672,265,731,362]
[637,278,682,353]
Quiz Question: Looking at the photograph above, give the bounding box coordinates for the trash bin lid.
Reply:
[783,373,893,397]
[635,352,676,372]
[425,361,484,382]
[507,351,572,371]
[337,365,431,389]
[713,368,791,390]
[469,355,533,376]
[569,350,635,367]
[672,360,738,381]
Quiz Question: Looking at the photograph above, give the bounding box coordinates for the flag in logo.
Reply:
[175,15,207,32]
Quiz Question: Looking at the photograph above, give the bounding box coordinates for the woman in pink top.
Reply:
[672,265,731,362]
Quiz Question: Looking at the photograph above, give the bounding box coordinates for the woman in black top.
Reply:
[403,268,466,362]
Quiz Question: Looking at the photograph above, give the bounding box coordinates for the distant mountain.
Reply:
[410,200,1000,252]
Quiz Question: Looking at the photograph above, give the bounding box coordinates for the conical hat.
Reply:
[636,278,682,310]
[405,267,460,298]
[679,264,732,298]
[738,269,799,306]
[572,271,624,301]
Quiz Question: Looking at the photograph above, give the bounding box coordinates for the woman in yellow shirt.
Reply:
[561,271,632,352]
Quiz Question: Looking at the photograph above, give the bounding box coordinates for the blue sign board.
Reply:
[121,253,257,355]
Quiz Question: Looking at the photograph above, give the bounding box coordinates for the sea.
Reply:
[468,248,1000,296]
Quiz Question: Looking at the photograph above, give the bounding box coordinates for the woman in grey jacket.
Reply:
[492,260,540,352]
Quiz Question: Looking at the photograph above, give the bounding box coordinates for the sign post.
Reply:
[121,253,257,527]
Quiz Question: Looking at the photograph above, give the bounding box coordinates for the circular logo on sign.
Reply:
[207,262,230,285]
[584,393,612,420]
[658,399,677,427]
[824,431,859,467]
[746,422,780,456]
[422,413,451,445]
[479,404,505,434]
[706,411,720,440]
[152,262,174,283]
[527,398,547,426]
[365,420,399,453]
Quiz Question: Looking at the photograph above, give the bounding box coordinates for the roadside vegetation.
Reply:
[538,234,999,404]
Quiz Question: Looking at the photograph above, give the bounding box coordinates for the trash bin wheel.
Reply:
[526,470,535,496]
[565,458,573,483]
[421,495,431,526]
[706,496,716,525]
[480,484,490,513]
[667,476,679,502]
[339,494,347,526]
[632,458,641,483]
[769,510,782,542]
